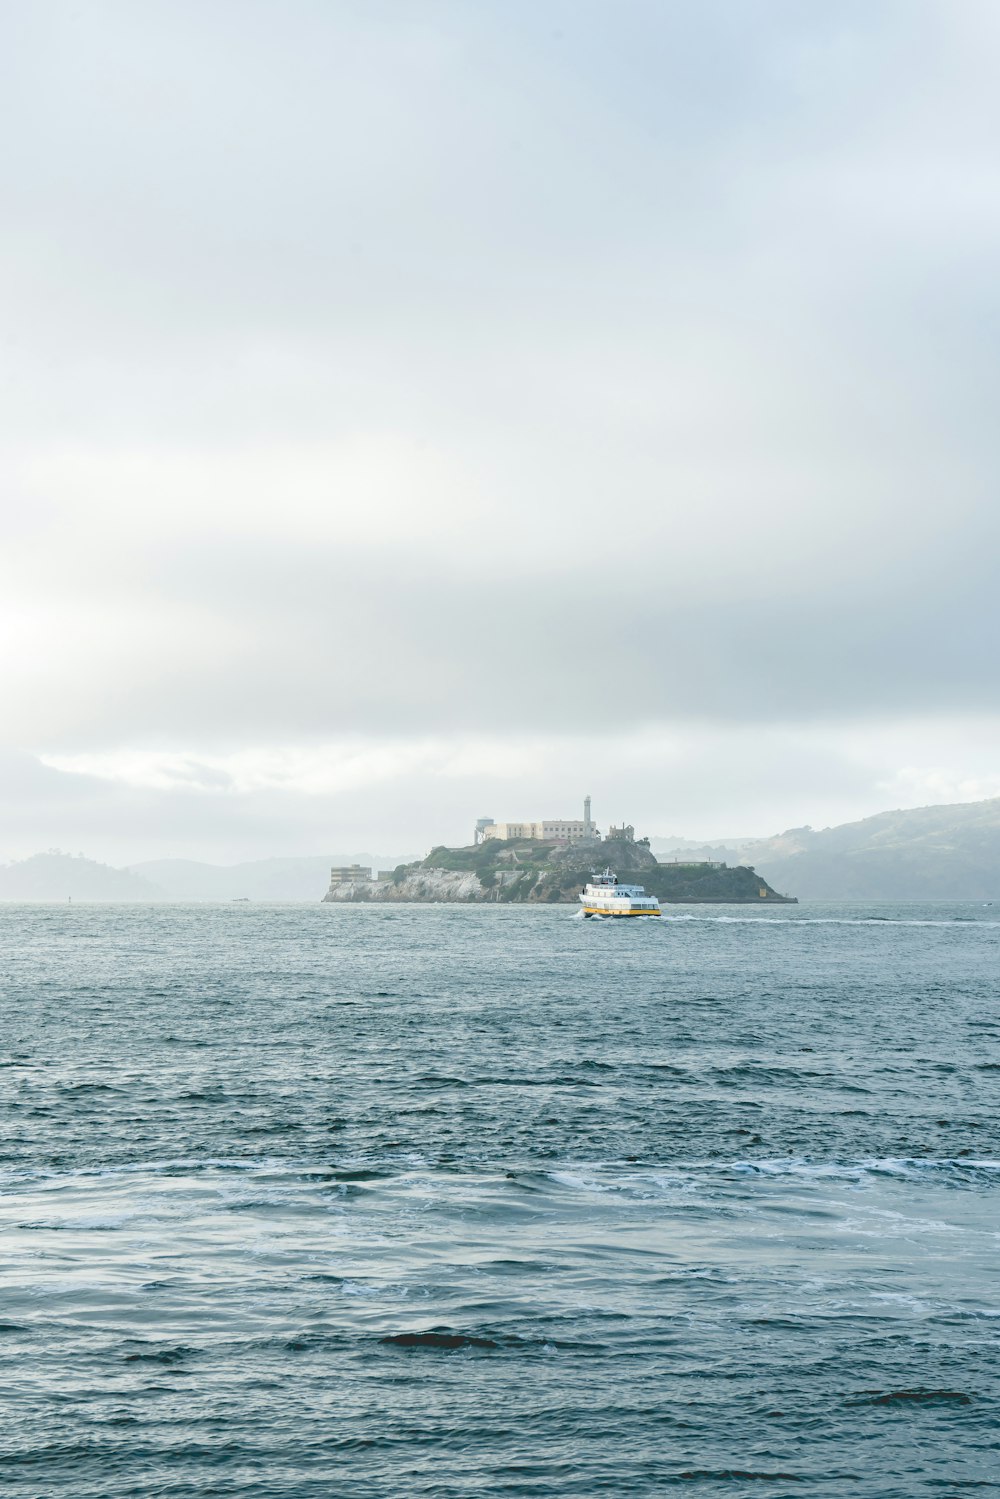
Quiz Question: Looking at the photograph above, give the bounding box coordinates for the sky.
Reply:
[2,0,999,865]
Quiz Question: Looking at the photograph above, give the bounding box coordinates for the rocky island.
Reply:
[323,824,795,905]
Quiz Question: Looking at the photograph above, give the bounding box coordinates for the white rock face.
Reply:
[323,869,484,902]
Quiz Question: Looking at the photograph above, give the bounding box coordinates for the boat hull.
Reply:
[580,904,661,917]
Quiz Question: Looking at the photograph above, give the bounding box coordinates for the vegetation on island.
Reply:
[399,837,795,903]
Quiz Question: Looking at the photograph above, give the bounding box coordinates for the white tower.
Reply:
[584,795,592,838]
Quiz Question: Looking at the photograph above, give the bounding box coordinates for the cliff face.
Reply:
[322,839,794,903]
[323,869,482,902]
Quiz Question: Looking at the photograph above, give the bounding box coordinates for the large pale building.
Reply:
[477,797,599,845]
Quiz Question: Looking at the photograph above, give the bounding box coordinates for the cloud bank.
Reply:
[2,1,998,858]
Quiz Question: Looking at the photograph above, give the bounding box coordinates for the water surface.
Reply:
[1,902,997,1495]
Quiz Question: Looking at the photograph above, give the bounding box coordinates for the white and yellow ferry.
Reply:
[579,870,661,918]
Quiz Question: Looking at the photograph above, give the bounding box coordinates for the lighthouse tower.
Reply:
[584,795,593,839]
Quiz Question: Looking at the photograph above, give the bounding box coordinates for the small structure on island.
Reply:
[605,823,652,849]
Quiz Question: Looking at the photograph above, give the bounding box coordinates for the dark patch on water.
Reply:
[848,1389,973,1406]
[673,1471,805,1483]
[123,1345,194,1365]
[380,1330,500,1350]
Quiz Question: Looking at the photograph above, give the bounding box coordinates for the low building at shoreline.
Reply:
[327,863,373,884]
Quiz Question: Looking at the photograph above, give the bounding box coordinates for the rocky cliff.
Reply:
[324,869,483,902]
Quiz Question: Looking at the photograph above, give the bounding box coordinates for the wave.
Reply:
[668,1471,805,1484]
[0,1154,296,1191]
[662,914,1000,927]
[532,1155,1000,1197]
[5,1150,1000,1198]
[719,1155,1000,1183]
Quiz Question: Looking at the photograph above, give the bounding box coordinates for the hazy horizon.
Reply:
[4,1,999,865]
[5,782,1000,875]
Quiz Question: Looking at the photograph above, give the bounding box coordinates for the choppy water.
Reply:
[1,902,998,1497]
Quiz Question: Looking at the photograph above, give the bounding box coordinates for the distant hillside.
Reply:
[0,852,164,902]
[658,798,1000,900]
[130,853,417,902]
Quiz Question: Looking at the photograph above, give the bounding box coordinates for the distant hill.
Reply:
[657,798,1000,900]
[0,852,165,902]
[130,853,417,902]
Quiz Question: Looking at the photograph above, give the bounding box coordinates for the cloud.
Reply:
[1,502,996,749]
[1,2,999,852]
[0,715,987,865]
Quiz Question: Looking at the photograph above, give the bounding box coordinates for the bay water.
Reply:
[1,902,998,1496]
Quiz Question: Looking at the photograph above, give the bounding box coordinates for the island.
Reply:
[322,823,796,905]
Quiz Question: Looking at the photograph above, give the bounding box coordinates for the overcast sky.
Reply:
[2,0,999,864]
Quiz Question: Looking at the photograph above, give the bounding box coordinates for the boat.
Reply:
[579,869,661,918]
